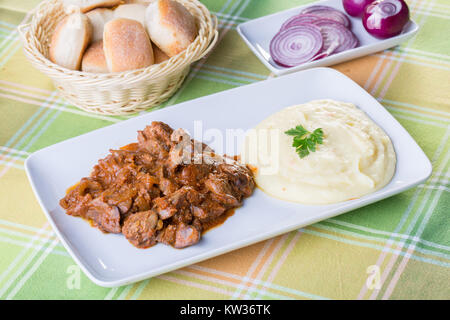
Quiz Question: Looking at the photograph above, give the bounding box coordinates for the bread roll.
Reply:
[103,18,154,72]
[62,0,121,13]
[114,4,147,26]
[49,13,92,70]
[81,40,108,73]
[152,43,169,64]
[145,0,198,57]
[86,8,113,42]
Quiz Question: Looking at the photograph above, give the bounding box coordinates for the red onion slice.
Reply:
[280,14,322,31]
[299,5,351,28]
[270,25,323,67]
[312,19,359,54]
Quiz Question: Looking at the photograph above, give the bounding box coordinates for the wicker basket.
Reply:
[18,0,218,115]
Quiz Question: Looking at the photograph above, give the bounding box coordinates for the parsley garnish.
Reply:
[285,125,324,158]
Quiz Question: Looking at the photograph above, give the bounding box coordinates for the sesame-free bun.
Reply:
[103,18,154,72]
[114,4,147,26]
[145,0,198,57]
[49,12,92,70]
[81,40,108,73]
[152,43,170,64]
[62,0,121,13]
[86,8,113,42]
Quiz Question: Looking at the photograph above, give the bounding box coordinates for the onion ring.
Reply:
[300,5,351,28]
[313,19,358,54]
[280,14,322,31]
[269,24,323,67]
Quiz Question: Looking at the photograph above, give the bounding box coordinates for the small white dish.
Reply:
[237,0,419,76]
[25,68,431,287]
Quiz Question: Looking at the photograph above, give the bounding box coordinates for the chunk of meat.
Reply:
[138,122,174,159]
[218,163,255,198]
[60,192,92,217]
[77,178,103,197]
[101,185,136,215]
[156,222,201,248]
[122,210,160,248]
[204,173,240,206]
[85,197,121,233]
[174,223,201,248]
[130,189,152,213]
[134,151,155,168]
[152,198,177,220]
[177,164,211,188]
[136,172,159,190]
[159,177,179,196]
[91,150,134,187]
[153,186,201,220]
[192,198,226,221]
[156,224,177,246]
[60,178,102,214]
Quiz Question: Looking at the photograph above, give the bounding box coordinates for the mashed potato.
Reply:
[241,99,396,204]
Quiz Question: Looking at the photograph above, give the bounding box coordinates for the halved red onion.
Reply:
[280,14,322,31]
[312,19,359,54]
[270,25,323,67]
[300,5,351,28]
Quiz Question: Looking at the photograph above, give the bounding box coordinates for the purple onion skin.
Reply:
[343,0,376,17]
[363,0,410,38]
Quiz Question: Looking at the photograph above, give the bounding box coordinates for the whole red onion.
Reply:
[343,0,376,17]
[363,0,410,38]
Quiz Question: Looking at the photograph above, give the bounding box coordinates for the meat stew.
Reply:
[60,121,255,249]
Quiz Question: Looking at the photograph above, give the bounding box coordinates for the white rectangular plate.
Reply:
[25,68,431,287]
[237,0,419,76]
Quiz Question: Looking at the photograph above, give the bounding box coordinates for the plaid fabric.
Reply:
[0,0,448,300]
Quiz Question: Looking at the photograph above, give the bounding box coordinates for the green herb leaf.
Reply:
[285,125,308,137]
[284,125,324,159]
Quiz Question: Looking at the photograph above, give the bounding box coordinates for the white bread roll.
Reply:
[103,18,154,72]
[86,8,113,42]
[114,4,147,26]
[49,12,92,70]
[62,0,121,13]
[81,40,108,73]
[145,0,198,57]
[152,43,169,64]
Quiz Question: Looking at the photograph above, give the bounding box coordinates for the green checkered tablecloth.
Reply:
[0,0,449,300]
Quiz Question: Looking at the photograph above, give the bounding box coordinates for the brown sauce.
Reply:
[66,182,80,194]
[120,142,139,151]
[202,208,236,234]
